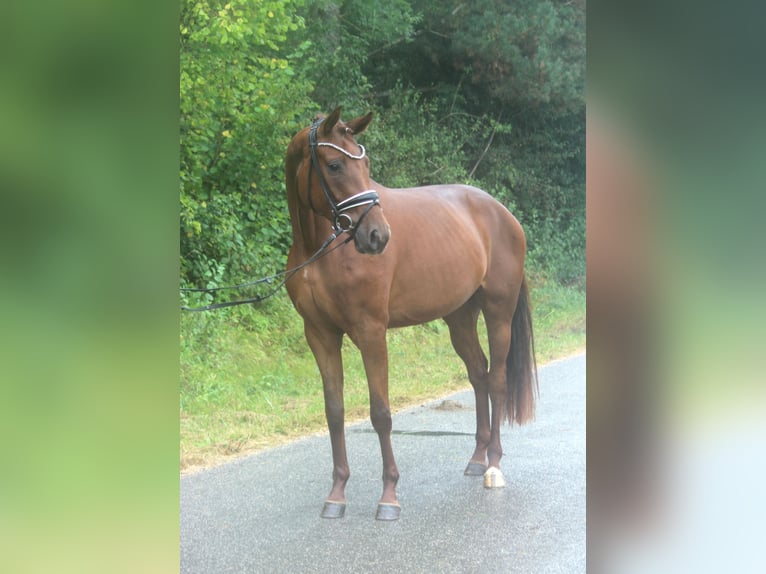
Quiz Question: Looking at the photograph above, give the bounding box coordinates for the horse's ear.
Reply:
[346,112,374,136]
[320,106,343,136]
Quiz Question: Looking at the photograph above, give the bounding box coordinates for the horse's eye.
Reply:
[328,161,342,173]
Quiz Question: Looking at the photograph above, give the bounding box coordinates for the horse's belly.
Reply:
[387,268,481,327]
[388,301,467,327]
[385,227,487,327]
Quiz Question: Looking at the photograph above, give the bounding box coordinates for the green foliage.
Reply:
[449,0,585,113]
[179,0,313,289]
[179,0,585,292]
[302,0,422,110]
[526,208,586,286]
[364,87,474,188]
[515,110,585,284]
[391,0,585,114]
[479,109,586,284]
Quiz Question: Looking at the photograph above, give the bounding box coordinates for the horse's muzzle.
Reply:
[355,222,390,255]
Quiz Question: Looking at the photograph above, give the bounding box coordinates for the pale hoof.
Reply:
[483,466,506,488]
[375,502,401,521]
[321,500,346,519]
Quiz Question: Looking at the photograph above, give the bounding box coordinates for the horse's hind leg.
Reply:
[304,322,349,518]
[444,300,491,476]
[482,295,517,488]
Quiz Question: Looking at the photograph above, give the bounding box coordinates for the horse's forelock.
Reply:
[311,114,354,140]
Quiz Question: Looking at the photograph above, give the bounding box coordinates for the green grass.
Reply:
[180,280,585,472]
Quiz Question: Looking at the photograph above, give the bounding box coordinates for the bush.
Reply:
[179,0,313,289]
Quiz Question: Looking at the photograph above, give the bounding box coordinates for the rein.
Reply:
[180,231,353,311]
[180,118,379,312]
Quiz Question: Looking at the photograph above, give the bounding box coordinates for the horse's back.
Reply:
[385,183,522,231]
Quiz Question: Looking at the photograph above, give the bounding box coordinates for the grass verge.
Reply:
[180,279,585,473]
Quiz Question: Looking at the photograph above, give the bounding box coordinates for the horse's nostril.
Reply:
[370,228,389,252]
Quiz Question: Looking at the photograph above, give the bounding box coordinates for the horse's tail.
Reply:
[506,275,538,425]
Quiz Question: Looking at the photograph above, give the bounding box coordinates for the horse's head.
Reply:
[288,107,390,255]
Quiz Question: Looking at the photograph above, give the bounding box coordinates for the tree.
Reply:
[301,0,421,112]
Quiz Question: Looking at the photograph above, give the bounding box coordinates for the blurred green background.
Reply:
[588,0,766,572]
[1,1,179,572]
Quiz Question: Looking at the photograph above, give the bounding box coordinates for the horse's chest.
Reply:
[298,266,386,326]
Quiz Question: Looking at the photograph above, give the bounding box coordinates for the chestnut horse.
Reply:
[284,107,537,521]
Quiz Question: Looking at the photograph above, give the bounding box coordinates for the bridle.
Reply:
[307,119,380,234]
[180,118,382,312]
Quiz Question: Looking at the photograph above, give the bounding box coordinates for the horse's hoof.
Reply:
[375,502,401,521]
[464,461,488,476]
[483,466,506,488]
[321,500,346,519]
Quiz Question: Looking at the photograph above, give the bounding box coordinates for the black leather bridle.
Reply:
[307,119,380,234]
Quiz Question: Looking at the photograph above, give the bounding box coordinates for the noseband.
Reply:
[307,119,380,233]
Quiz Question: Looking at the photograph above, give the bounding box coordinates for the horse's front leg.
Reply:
[305,323,348,518]
[352,323,401,520]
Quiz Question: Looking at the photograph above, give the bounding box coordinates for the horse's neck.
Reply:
[289,203,330,257]
[286,176,321,256]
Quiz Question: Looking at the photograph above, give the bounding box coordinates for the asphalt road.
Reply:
[181,353,585,573]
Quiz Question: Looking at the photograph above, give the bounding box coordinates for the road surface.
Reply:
[181,353,585,573]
